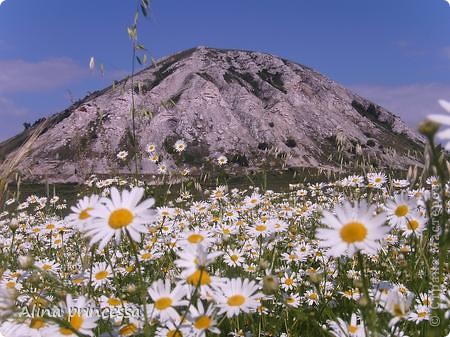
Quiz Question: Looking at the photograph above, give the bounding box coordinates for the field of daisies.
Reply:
[1,112,450,337]
[0,165,448,337]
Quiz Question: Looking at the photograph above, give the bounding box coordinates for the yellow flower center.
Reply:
[348,325,358,334]
[309,293,318,300]
[227,294,246,306]
[108,298,121,306]
[60,314,84,335]
[6,281,15,288]
[108,208,134,229]
[167,330,183,337]
[255,225,267,232]
[418,311,427,318]
[119,323,138,336]
[79,208,93,220]
[141,253,152,260]
[155,297,173,310]
[194,315,212,329]
[284,278,294,286]
[187,269,211,286]
[230,255,239,262]
[187,234,204,244]
[407,219,419,231]
[30,318,45,329]
[395,204,409,217]
[393,304,405,316]
[340,222,368,243]
[95,271,109,280]
[42,264,52,271]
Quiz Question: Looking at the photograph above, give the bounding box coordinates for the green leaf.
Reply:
[136,44,147,51]
[141,4,148,17]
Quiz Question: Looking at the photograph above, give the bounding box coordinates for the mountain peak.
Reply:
[0,48,423,182]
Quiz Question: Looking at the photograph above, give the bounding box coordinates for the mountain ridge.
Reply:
[0,46,424,182]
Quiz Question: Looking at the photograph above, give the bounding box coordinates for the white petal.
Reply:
[438,99,450,113]
[427,114,450,125]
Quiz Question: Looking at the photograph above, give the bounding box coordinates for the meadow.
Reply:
[0,2,448,335]
[0,130,449,337]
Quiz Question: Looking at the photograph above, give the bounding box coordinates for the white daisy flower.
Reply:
[66,195,100,230]
[317,200,390,257]
[35,259,60,274]
[91,262,112,288]
[158,162,168,174]
[217,155,228,165]
[327,313,366,337]
[146,143,156,153]
[49,294,99,337]
[367,172,387,188]
[385,193,417,228]
[427,99,450,150]
[83,187,157,250]
[285,293,301,308]
[147,279,189,322]
[223,249,244,267]
[402,211,427,236]
[117,150,128,160]
[408,305,430,324]
[189,300,220,336]
[280,272,298,291]
[174,139,187,153]
[213,278,261,318]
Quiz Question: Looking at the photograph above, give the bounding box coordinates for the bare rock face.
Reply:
[0,47,424,183]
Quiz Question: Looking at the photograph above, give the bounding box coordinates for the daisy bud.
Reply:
[418,119,439,138]
[353,280,363,289]
[258,259,270,270]
[262,274,279,295]
[55,289,66,298]
[9,218,19,231]
[18,255,34,268]
[398,259,408,269]
[126,284,137,293]
[309,272,322,284]
[358,296,369,307]
[29,271,41,284]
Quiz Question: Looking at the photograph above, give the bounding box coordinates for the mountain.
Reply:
[0,47,424,183]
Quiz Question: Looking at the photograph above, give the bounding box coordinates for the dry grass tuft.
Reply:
[0,120,49,208]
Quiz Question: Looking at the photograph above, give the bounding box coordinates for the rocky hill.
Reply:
[0,47,424,182]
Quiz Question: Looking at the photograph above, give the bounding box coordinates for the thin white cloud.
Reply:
[0,58,88,93]
[350,83,450,128]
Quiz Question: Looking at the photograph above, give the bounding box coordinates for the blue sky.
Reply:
[1,0,450,140]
